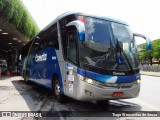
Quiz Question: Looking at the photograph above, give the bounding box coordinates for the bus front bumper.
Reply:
[73,80,140,101]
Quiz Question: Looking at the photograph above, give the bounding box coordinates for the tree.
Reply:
[138,39,160,65]
[152,39,160,63]
[138,43,153,65]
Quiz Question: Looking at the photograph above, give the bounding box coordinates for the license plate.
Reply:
[112,92,123,97]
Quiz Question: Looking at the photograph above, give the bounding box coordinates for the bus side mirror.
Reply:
[66,20,85,41]
[133,33,151,50]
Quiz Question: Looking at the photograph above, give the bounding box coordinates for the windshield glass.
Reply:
[80,17,139,71]
[84,17,111,52]
[111,22,139,70]
[111,22,134,52]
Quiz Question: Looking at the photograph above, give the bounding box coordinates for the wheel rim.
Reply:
[55,80,60,96]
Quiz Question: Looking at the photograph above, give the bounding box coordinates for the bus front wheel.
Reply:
[52,76,66,103]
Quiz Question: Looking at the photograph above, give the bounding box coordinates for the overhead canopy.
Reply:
[0,0,39,58]
[0,19,28,55]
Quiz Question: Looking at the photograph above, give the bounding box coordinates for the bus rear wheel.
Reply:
[53,77,66,103]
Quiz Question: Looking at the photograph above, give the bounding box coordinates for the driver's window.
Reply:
[67,31,78,64]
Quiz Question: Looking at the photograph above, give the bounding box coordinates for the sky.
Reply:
[22,0,160,44]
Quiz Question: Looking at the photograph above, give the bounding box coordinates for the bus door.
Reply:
[65,30,79,96]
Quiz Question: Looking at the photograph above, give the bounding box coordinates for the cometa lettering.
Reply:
[113,72,125,75]
[35,53,47,62]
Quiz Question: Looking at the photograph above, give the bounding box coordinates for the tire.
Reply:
[53,76,66,103]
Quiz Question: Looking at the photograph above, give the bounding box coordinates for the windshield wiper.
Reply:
[116,39,134,72]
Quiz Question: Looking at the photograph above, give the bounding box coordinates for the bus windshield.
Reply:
[81,17,139,71]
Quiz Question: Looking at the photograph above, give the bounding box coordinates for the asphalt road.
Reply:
[0,75,160,120]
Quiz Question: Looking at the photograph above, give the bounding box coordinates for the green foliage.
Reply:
[138,39,160,64]
[152,39,160,60]
[0,0,6,11]
[0,0,39,38]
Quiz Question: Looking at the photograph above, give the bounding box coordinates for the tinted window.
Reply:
[38,30,49,51]
[84,17,111,52]
[22,40,32,56]
[67,31,78,64]
[30,29,49,53]
[30,38,38,53]
[59,15,76,58]
[49,23,59,50]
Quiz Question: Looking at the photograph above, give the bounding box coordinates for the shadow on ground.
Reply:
[11,79,142,119]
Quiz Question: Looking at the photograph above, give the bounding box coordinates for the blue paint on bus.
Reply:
[22,47,64,93]
[77,68,140,83]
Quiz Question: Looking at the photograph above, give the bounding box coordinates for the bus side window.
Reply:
[49,23,59,50]
[37,30,49,51]
[24,41,32,55]
[30,37,41,54]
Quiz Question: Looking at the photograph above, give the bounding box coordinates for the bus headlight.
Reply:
[136,79,141,84]
[85,78,100,86]
[77,74,96,85]
[77,74,98,85]
[86,78,95,84]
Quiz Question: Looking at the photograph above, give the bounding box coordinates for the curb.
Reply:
[140,71,160,77]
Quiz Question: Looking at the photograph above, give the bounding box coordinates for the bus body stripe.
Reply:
[77,68,140,83]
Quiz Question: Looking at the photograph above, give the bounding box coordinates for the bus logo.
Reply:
[113,72,125,75]
[35,53,47,62]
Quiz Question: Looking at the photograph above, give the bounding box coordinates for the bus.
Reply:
[0,59,7,74]
[21,12,151,103]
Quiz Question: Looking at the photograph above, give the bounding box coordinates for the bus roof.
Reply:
[22,12,129,54]
[26,12,128,43]
[42,12,128,32]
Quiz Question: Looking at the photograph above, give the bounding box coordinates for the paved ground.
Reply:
[0,72,159,120]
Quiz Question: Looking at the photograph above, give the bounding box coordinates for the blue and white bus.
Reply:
[21,12,151,103]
